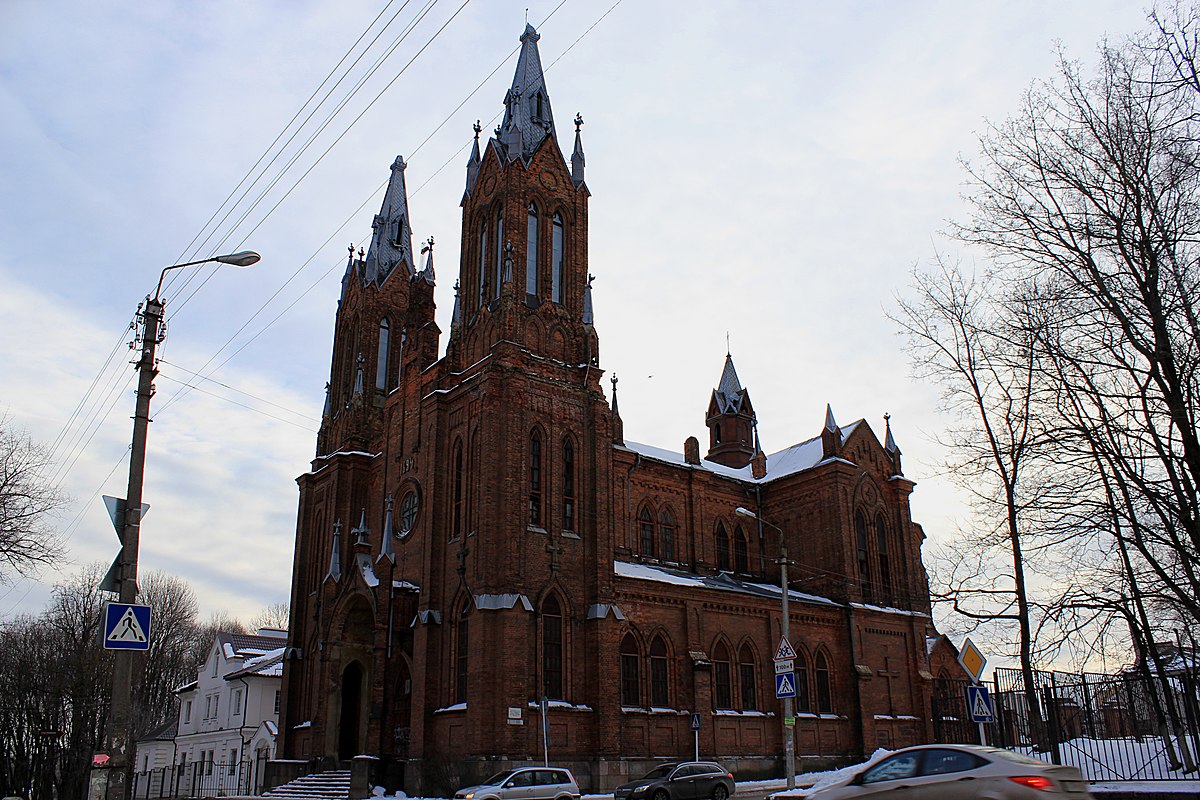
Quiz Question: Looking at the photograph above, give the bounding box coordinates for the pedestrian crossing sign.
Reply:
[103,602,151,650]
[775,671,797,698]
[966,684,995,723]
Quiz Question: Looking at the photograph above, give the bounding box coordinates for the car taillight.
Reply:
[726,774,733,780]
[1009,776,1055,791]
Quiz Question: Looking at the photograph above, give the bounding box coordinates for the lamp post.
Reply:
[104,251,259,800]
[736,506,795,791]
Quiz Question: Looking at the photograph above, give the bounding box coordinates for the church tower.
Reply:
[705,353,757,467]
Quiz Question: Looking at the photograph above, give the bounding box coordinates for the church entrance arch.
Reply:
[338,660,365,760]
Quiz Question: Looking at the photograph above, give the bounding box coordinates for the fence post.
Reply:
[1042,686,1061,765]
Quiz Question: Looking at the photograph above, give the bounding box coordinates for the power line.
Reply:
[155,374,319,432]
[157,359,320,423]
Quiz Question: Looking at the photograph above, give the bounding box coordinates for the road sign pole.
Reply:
[780,540,794,791]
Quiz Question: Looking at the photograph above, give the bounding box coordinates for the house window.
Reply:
[229,750,237,774]
[452,441,464,538]
[562,438,575,532]
[233,689,242,716]
[542,595,563,700]
[375,318,390,390]
[734,526,749,573]
[739,643,758,711]
[795,651,812,713]
[455,599,470,703]
[274,690,280,715]
[815,651,832,713]
[529,431,543,527]
[855,511,871,601]
[526,203,539,295]
[649,635,669,707]
[659,509,675,562]
[876,514,892,597]
[713,642,732,709]
[494,211,504,297]
[639,506,655,557]
[716,524,730,571]
[551,212,564,303]
[185,700,192,723]
[620,634,640,706]
[478,221,488,305]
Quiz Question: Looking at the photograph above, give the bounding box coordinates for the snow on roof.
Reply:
[225,647,286,680]
[615,561,840,607]
[218,631,294,663]
[623,420,865,485]
[849,602,931,619]
[174,680,197,694]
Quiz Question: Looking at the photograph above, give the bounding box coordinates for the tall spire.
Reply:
[715,353,744,412]
[364,156,414,283]
[571,113,586,186]
[465,120,482,193]
[418,236,436,285]
[451,280,462,330]
[499,24,556,161]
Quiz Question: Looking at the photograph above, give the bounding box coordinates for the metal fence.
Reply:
[987,667,1200,781]
[131,759,267,798]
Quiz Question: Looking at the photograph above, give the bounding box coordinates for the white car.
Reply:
[796,744,1093,799]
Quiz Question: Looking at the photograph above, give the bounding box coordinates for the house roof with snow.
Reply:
[225,646,285,680]
[217,629,288,662]
[136,718,178,743]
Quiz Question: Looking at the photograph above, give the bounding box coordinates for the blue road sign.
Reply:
[967,684,995,723]
[103,602,151,650]
[690,712,702,731]
[775,671,797,699]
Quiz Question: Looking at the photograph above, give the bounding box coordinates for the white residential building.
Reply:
[135,628,286,795]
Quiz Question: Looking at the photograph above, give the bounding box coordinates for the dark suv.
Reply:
[614,762,735,800]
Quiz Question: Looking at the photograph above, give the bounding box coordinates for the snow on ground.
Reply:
[1016,736,1199,782]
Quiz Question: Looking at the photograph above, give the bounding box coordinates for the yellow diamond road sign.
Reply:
[958,638,987,683]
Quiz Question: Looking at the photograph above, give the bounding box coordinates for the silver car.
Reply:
[797,745,1094,799]
[454,767,581,800]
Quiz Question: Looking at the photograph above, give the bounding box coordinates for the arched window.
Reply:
[620,633,640,707]
[562,438,575,532]
[526,203,539,295]
[477,221,488,305]
[639,506,655,557]
[713,641,732,709]
[739,643,757,711]
[375,319,390,390]
[649,635,670,707]
[855,511,871,601]
[876,514,892,597]
[815,651,832,713]
[494,210,504,298]
[452,441,464,539]
[734,526,749,573]
[542,595,563,699]
[659,509,676,562]
[529,431,543,527]
[455,599,470,703]
[795,650,812,713]
[551,212,565,303]
[716,524,730,571]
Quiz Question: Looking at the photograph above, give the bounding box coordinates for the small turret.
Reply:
[884,412,902,475]
[706,353,757,468]
[571,113,586,187]
[821,404,842,459]
[465,120,482,194]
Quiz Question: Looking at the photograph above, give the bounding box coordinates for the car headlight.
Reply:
[632,787,648,795]
[462,793,475,798]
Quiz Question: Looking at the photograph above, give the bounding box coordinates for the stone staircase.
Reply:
[263,770,352,799]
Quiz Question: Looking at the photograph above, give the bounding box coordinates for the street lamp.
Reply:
[736,506,796,791]
[104,250,260,800]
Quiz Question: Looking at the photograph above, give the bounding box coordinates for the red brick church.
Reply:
[279,23,946,794]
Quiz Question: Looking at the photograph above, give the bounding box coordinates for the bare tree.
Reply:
[0,417,67,581]
[249,602,290,632]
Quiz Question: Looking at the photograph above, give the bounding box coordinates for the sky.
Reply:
[0,1,1152,643]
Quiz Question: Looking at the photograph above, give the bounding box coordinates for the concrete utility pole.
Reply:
[102,251,259,800]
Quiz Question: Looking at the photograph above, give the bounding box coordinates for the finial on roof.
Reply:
[611,372,619,415]
[824,403,838,433]
[571,112,586,187]
[726,331,730,358]
[322,382,331,420]
[451,280,462,329]
[419,236,436,285]
[582,273,595,325]
[466,121,483,193]
[884,412,901,454]
[473,119,482,139]
[327,519,343,582]
[379,495,395,564]
[391,155,406,172]
[574,113,584,133]
[358,246,365,258]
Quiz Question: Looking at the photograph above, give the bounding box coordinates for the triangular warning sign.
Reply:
[775,637,797,661]
[107,607,148,643]
[972,691,991,719]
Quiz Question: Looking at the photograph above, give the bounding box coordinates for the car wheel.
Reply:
[713,785,729,800]
[653,789,670,800]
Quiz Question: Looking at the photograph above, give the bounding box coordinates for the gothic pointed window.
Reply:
[659,509,675,562]
[562,437,575,532]
[876,514,892,598]
[452,441,464,539]
[542,595,563,700]
[795,650,812,713]
[815,651,832,713]
[649,635,670,707]
[639,506,655,558]
[716,524,730,571]
[855,511,871,601]
[526,203,539,296]
[713,641,732,709]
[455,599,470,703]
[620,633,640,706]
[734,525,749,573]
[551,212,564,303]
[529,431,543,527]
[478,221,488,306]
[375,319,390,391]
[739,643,758,711]
[494,211,504,298]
